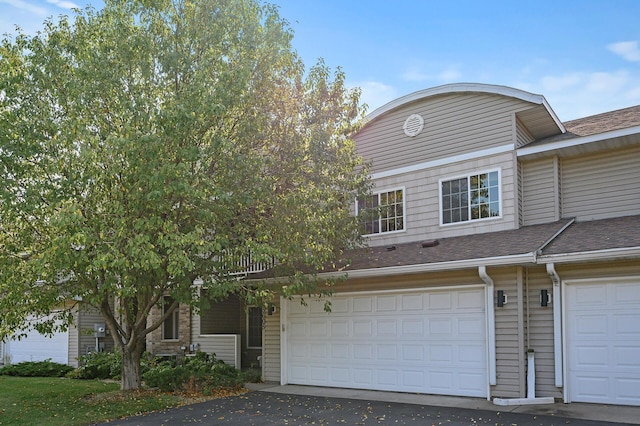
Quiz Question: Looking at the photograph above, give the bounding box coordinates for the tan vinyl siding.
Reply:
[68,311,79,367]
[356,93,535,175]
[561,145,640,221]
[263,298,281,382]
[515,117,535,148]
[365,151,518,247]
[524,266,562,399]
[521,158,559,225]
[491,267,525,398]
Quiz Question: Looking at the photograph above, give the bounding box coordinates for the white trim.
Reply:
[478,266,497,392]
[312,252,537,281]
[365,84,564,133]
[538,246,640,263]
[371,144,514,180]
[280,295,288,385]
[517,125,640,158]
[545,263,563,388]
[439,168,502,226]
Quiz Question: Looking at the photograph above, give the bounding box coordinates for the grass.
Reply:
[0,376,224,426]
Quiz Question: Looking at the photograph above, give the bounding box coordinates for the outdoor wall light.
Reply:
[540,289,551,307]
[268,304,277,315]
[497,290,507,307]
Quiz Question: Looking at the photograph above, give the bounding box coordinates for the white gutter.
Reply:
[517,124,640,158]
[537,246,640,264]
[478,266,497,391]
[312,253,537,282]
[546,263,563,387]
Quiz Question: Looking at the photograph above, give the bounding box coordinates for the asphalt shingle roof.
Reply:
[330,219,574,272]
[540,214,640,256]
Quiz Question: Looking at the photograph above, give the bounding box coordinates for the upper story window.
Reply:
[162,296,179,340]
[357,188,405,235]
[440,170,500,225]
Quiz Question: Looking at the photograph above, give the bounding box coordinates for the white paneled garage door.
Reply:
[565,278,640,406]
[7,327,69,365]
[284,287,487,397]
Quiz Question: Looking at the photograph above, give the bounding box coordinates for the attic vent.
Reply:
[403,113,424,137]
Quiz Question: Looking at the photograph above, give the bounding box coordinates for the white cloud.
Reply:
[45,0,79,9]
[401,65,462,84]
[352,80,399,113]
[0,0,47,15]
[437,68,462,83]
[607,41,640,62]
[401,67,430,82]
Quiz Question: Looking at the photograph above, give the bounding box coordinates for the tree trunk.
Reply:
[121,344,143,390]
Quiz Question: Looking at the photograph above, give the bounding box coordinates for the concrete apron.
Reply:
[246,383,640,425]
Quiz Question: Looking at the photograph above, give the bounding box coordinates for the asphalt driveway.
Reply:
[94,390,633,425]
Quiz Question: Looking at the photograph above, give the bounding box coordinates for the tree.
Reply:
[0,0,369,390]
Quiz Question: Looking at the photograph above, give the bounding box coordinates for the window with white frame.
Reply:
[162,296,179,340]
[246,306,262,349]
[440,170,500,225]
[357,188,405,235]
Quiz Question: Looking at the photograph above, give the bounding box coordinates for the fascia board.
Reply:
[517,125,640,158]
[537,246,640,264]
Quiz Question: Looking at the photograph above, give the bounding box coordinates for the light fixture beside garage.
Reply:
[403,113,424,137]
[540,289,550,307]
[496,290,507,307]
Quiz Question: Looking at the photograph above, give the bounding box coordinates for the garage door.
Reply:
[566,278,640,406]
[285,287,487,397]
[7,327,69,365]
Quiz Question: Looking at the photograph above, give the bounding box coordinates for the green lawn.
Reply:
[0,376,187,426]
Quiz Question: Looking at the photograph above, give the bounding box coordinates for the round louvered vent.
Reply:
[403,113,424,137]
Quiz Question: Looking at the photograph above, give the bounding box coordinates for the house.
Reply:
[1,304,115,367]
[148,83,640,407]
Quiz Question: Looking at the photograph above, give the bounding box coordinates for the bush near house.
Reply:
[142,351,254,393]
[0,360,74,377]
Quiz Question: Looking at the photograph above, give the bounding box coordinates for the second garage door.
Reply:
[565,278,640,406]
[284,287,487,397]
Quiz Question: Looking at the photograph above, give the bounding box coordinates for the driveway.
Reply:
[94,390,634,425]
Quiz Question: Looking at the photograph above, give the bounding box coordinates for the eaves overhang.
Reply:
[536,246,640,264]
[517,125,640,160]
[316,252,538,280]
[364,83,565,133]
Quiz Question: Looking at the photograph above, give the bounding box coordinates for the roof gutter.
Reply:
[537,246,640,264]
[315,252,538,281]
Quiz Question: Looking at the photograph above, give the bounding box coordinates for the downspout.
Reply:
[478,266,497,392]
[546,263,563,388]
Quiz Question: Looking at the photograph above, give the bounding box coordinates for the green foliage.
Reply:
[67,351,122,380]
[142,351,247,392]
[0,360,74,377]
[0,0,370,390]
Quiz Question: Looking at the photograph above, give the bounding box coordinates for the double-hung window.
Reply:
[162,296,179,340]
[440,170,500,225]
[357,188,405,235]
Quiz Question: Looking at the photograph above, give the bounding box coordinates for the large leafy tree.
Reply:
[0,0,369,389]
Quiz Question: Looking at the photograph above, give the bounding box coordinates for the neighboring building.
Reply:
[148,83,640,407]
[1,304,115,367]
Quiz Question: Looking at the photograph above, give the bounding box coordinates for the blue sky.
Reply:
[2,0,640,121]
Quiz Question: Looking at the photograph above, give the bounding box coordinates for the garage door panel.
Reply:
[567,279,640,406]
[286,288,487,397]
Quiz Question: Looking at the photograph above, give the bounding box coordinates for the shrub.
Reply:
[142,351,247,393]
[0,360,74,377]
[68,351,122,380]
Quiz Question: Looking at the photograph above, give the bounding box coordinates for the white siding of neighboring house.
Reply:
[356,93,536,175]
[364,150,518,247]
[561,145,640,221]
[520,157,559,226]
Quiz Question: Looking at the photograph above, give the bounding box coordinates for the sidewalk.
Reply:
[247,382,640,425]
